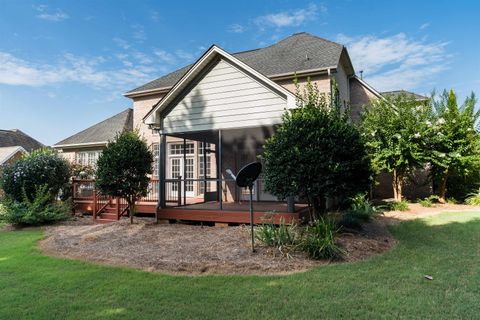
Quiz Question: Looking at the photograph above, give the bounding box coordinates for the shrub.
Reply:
[0,185,70,225]
[302,217,344,260]
[418,195,439,208]
[465,188,480,205]
[262,80,373,216]
[1,148,71,202]
[387,200,409,211]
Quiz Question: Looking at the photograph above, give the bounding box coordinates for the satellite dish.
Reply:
[235,162,262,189]
[232,161,262,252]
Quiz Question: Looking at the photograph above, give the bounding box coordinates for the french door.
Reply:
[169,157,194,197]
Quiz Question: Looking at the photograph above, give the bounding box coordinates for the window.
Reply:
[75,151,101,167]
[169,143,194,155]
[151,143,159,177]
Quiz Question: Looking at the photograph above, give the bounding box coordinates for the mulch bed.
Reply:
[37,217,395,275]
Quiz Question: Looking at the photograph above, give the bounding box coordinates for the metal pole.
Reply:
[249,184,255,252]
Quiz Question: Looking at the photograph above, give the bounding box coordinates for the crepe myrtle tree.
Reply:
[95,130,153,223]
[361,93,431,201]
[262,80,373,217]
[429,90,480,203]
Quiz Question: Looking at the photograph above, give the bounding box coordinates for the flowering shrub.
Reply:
[0,148,71,202]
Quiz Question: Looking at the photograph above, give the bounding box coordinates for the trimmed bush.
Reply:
[1,148,70,202]
[0,185,70,225]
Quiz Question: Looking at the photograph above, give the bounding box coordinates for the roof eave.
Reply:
[53,141,108,149]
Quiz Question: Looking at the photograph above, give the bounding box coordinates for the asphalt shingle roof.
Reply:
[126,32,345,94]
[54,108,133,147]
[0,129,44,152]
[381,90,428,101]
[0,146,25,165]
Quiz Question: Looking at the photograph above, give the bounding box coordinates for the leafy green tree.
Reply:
[95,131,153,223]
[262,80,373,217]
[361,94,431,201]
[429,90,480,202]
[1,148,71,202]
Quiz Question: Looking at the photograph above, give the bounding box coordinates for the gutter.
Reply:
[52,141,108,149]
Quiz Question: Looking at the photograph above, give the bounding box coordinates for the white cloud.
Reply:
[420,23,430,30]
[255,3,324,28]
[34,5,69,22]
[131,24,146,42]
[154,49,177,64]
[113,37,131,50]
[175,49,195,62]
[0,51,164,90]
[228,23,246,33]
[151,11,160,22]
[337,33,450,91]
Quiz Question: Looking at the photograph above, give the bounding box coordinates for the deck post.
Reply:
[93,189,97,220]
[218,130,222,210]
[287,196,295,213]
[183,137,187,206]
[159,133,166,209]
[177,176,182,207]
[203,137,207,203]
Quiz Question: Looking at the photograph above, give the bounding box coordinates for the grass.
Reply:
[1,212,480,319]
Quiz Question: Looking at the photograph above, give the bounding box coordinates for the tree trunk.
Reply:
[130,202,136,224]
[438,169,449,203]
[392,169,404,202]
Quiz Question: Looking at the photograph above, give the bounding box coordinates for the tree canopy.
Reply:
[95,131,153,223]
[361,94,431,201]
[262,81,373,216]
[429,90,480,202]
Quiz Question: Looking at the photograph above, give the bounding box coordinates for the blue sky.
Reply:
[0,0,479,145]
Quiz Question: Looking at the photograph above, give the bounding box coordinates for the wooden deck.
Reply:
[74,199,307,224]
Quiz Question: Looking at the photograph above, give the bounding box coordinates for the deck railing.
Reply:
[72,177,276,211]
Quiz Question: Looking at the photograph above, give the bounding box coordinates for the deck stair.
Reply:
[93,191,129,223]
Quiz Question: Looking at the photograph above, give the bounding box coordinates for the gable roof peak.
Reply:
[125,32,345,96]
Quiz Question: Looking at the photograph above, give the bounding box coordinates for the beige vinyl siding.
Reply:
[163,59,287,134]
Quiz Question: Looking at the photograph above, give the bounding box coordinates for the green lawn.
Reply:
[1,212,480,319]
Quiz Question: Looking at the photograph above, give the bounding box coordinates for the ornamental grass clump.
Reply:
[255,217,344,261]
[302,217,345,260]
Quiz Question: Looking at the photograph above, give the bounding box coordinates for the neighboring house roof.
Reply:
[126,32,351,96]
[0,146,26,165]
[381,90,428,101]
[0,129,44,152]
[143,45,297,126]
[53,108,133,148]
